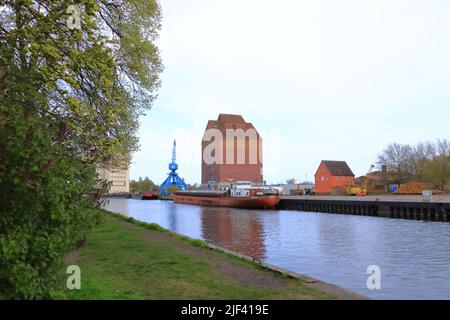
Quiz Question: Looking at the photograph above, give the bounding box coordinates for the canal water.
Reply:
[103,198,450,300]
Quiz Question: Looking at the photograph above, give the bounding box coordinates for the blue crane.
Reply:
[160,140,188,196]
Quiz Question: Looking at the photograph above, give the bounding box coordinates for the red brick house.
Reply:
[314,161,355,194]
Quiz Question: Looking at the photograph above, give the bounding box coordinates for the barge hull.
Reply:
[173,193,280,209]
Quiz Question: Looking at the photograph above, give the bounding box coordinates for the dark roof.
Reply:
[217,114,246,123]
[204,114,257,135]
[356,171,396,182]
[322,161,354,176]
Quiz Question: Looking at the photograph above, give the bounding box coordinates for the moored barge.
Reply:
[142,193,159,200]
[173,181,280,209]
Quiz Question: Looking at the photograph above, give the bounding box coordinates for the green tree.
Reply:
[0,0,162,298]
[130,177,158,193]
[377,143,414,184]
[377,139,450,190]
[422,140,450,191]
[142,176,150,192]
[130,178,141,193]
[0,106,103,299]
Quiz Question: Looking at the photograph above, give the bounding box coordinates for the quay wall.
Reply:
[279,197,450,222]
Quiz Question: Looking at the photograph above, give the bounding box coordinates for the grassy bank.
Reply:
[65,212,337,300]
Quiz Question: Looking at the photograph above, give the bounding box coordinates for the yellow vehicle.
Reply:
[345,165,375,196]
[346,186,366,196]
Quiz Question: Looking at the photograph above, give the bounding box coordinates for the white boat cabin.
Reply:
[230,181,265,197]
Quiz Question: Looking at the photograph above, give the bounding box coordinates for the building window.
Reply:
[336,177,339,181]
[321,176,325,182]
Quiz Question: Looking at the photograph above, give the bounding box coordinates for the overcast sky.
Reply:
[131,0,450,185]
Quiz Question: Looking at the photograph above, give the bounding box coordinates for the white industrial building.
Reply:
[282,179,315,195]
[96,163,130,194]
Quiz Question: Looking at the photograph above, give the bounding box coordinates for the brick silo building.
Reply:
[201,114,263,186]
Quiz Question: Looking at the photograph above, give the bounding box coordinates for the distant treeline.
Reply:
[130,177,159,193]
[130,177,201,193]
[378,139,450,190]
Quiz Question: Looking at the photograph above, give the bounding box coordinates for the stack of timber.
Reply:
[396,182,443,195]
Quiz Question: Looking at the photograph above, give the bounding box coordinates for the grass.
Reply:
[65,212,336,300]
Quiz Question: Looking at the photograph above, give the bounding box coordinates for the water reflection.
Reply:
[317,214,358,257]
[167,202,179,232]
[103,198,130,217]
[200,207,266,260]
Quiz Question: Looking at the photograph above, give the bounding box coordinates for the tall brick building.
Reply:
[201,114,263,186]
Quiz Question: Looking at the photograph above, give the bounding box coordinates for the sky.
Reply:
[131,0,450,185]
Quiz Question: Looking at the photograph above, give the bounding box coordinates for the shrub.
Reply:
[0,106,103,299]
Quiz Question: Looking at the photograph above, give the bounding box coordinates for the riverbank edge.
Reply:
[102,209,368,300]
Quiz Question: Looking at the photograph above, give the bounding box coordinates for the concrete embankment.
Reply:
[280,195,450,222]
